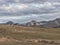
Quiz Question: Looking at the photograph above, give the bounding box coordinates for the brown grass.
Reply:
[0,25,60,45]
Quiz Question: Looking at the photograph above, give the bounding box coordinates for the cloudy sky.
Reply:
[0,0,60,23]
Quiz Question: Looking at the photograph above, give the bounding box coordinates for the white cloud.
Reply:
[0,1,60,23]
[17,4,28,10]
[31,2,55,9]
[0,3,28,12]
[0,2,59,13]
[53,2,60,6]
[39,2,52,8]
[0,16,29,20]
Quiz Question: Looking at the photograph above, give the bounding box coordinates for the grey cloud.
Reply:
[0,0,60,23]
[0,0,60,4]
[48,0,60,2]
[0,0,46,4]
[0,2,58,15]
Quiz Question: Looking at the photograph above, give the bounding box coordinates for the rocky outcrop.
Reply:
[26,20,40,26]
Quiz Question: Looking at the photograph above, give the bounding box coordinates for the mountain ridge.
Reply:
[26,18,60,28]
[1,18,60,28]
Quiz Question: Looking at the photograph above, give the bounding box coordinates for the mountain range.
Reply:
[26,18,60,28]
[2,18,60,28]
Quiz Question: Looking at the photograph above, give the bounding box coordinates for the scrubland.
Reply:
[0,25,60,45]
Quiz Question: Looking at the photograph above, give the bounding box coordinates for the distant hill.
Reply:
[6,21,14,25]
[26,18,60,28]
[5,21,26,26]
[1,18,60,28]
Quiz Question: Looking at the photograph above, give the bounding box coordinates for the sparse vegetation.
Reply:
[0,25,60,45]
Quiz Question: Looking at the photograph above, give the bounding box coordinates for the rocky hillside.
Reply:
[2,18,60,28]
[26,18,60,28]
